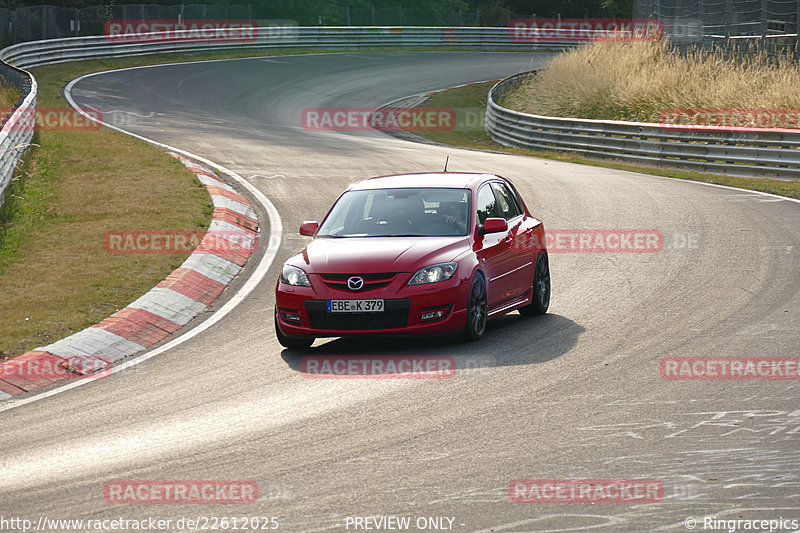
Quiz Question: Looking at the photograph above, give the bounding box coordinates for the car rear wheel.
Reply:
[274,309,315,350]
[520,251,550,316]
[464,273,488,341]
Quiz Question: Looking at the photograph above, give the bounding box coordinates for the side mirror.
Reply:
[299,220,319,236]
[479,217,508,236]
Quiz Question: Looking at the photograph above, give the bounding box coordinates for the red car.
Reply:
[274,172,550,349]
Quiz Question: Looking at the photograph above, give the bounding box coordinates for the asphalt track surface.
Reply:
[2,52,800,532]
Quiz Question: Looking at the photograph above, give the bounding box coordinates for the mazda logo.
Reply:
[347,276,365,291]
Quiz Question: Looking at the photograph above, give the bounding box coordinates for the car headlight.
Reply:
[408,262,458,285]
[280,264,311,287]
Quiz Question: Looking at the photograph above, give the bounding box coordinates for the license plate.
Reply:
[327,299,384,313]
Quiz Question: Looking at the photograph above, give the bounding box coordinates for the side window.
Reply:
[476,184,499,224]
[491,182,521,220]
[505,182,525,215]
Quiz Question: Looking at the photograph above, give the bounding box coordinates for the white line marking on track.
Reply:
[249,174,286,180]
[104,109,156,118]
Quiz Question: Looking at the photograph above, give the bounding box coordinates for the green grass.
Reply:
[405,81,499,148]
[0,63,212,357]
[0,74,21,113]
[411,80,800,200]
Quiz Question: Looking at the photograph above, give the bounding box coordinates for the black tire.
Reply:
[520,252,550,316]
[463,273,488,341]
[274,309,314,350]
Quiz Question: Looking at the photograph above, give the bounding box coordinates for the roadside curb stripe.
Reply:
[206,184,249,205]
[156,268,227,306]
[211,195,257,219]
[213,207,258,231]
[0,378,25,396]
[39,325,148,361]
[195,173,238,193]
[208,219,258,237]
[178,252,242,286]
[0,156,259,397]
[127,287,210,326]
[0,354,62,391]
[92,308,183,347]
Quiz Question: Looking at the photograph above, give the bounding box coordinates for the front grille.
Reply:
[318,272,398,292]
[305,299,410,330]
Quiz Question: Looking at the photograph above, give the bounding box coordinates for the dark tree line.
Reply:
[1,0,634,25]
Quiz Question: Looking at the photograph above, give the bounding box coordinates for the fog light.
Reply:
[420,309,448,322]
[281,311,301,322]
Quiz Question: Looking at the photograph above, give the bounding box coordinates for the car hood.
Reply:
[292,236,470,273]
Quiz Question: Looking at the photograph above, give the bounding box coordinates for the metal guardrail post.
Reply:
[0,58,36,206]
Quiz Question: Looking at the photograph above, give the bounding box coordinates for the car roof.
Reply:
[346,172,506,191]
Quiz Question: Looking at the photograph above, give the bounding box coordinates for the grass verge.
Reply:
[410,80,800,200]
[0,63,213,357]
[0,75,20,110]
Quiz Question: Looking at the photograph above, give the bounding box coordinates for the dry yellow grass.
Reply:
[0,75,21,112]
[502,40,800,123]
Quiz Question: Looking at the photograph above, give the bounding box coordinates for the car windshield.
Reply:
[317,188,471,238]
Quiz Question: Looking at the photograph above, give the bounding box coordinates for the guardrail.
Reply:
[486,72,800,179]
[0,61,36,205]
[0,26,574,69]
[0,26,573,203]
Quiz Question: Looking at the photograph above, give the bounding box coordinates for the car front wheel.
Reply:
[464,273,488,341]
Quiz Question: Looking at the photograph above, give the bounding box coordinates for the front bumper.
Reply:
[275,274,470,338]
